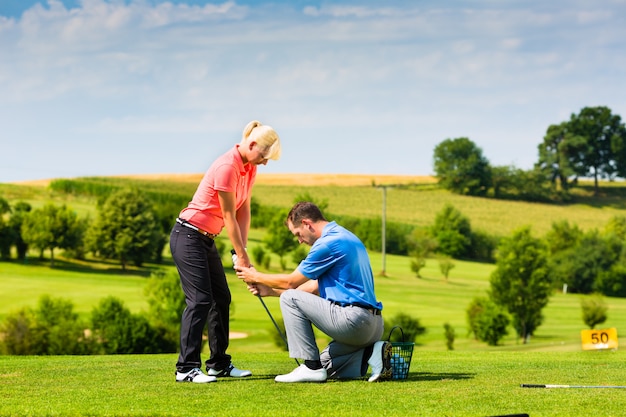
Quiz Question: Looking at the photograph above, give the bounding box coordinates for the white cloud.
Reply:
[1,0,626,181]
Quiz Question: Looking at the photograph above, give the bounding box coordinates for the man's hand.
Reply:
[235,265,257,284]
[246,283,278,297]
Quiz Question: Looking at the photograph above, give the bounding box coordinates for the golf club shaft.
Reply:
[232,250,300,366]
[521,384,626,389]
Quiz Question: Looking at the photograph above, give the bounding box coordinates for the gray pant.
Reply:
[280,289,384,379]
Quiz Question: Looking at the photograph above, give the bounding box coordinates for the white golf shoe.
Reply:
[207,363,252,378]
[176,368,217,383]
[275,364,327,383]
[368,341,393,382]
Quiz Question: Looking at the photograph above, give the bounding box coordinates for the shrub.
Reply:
[0,309,35,355]
[251,245,269,268]
[581,294,608,329]
[91,296,175,354]
[144,270,185,346]
[384,312,426,343]
[269,319,289,352]
[444,323,455,350]
[0,295,95,355]
[466,297,510,346]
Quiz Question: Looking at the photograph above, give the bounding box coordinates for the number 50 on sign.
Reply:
[581,328,618,351]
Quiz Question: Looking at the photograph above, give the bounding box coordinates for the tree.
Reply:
[544,220,582,255]
[433,137,492,196]
[21,203,84,266]
[431,204,471,258]
[490,165,552,201]
[438,255,455,280]
[0,197,11,259]
[406,227,437,278]
[9,201,32,260]
[87,188,162,269]
[596,263,626,297]
[443,323,455,351]
[563,106,626,194]
[489,227,551,343]
[536,122,576,191]
[549,230,622,294]
[263,209,298,270]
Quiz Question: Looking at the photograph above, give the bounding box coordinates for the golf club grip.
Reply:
[520,384,547,388]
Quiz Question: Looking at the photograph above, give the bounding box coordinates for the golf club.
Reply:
[231,250,300,366]
[521,384,626,389]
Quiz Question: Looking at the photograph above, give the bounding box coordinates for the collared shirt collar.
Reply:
[234,144,253,176]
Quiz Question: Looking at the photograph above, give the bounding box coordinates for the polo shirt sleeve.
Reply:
[297,242,341,279]
[212,163,238,192]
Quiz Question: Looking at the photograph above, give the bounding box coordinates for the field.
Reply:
[2,174,626,416]
[1,351,626,417]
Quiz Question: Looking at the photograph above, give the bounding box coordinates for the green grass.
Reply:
[252,183,626,237]
[2,250,626,353]
[1,351,625,416]
[0,260,151,320]
[3,177,626,415]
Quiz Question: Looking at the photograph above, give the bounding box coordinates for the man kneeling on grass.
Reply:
[236,201,392,383]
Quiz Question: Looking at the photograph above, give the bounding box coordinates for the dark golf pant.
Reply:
[170,223,231,372]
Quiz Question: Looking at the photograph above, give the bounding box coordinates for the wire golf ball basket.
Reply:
[387,326,414,380]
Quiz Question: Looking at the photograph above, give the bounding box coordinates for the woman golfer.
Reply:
[171,120,281,383]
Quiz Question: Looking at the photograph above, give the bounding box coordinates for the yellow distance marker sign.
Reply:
[581,328,618,351]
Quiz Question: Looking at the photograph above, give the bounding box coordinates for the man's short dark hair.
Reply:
[286,201,327,225]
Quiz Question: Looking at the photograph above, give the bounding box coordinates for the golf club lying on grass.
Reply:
[231,250,300,366]
[521,384,626,389]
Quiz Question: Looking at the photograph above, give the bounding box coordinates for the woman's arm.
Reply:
[236,195,251,247]
[218,190,251,268]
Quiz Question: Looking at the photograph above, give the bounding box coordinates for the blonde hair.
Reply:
[242,120,281,161]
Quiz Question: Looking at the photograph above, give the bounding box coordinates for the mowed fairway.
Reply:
[1,351,625,417]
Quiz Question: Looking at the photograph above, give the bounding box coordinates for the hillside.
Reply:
[6,173,626,237]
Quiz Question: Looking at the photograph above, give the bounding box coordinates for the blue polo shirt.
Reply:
[297,221,382,310]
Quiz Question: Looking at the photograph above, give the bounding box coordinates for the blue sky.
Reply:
[1,0,625,182]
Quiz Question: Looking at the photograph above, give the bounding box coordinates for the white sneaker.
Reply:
[207,363,252,378]
[176,368,217,383]
[275,364,327,383]
[368,341,393,382]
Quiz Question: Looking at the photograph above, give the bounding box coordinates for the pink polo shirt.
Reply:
[179,145,256,234]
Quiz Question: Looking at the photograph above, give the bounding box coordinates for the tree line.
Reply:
[434,106,626,200]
